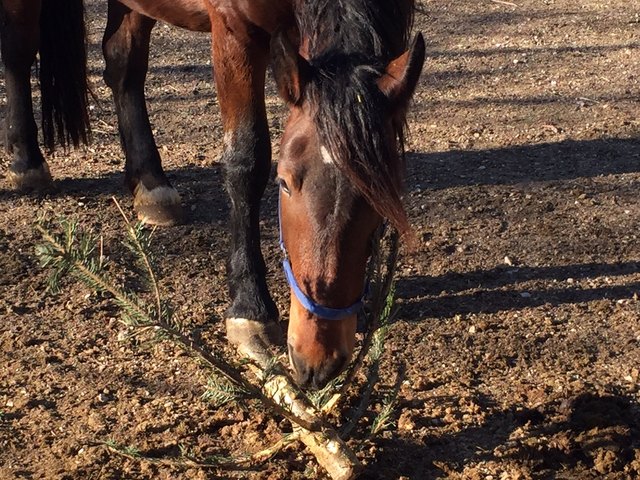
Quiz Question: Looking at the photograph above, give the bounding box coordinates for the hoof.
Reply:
[133,184,184,226]
[226,318,284,363]
[7,163,53,191]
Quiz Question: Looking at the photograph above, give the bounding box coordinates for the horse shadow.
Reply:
[361,392,640,479]
[1,135,637,209]
[397,261,640,319]
[0,163,231,225]
[406,137,640,192]
[393,135,640,319]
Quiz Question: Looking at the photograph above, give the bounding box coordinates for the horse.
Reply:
[1,0,425,389]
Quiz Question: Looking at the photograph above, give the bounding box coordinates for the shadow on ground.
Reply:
[363,392,640,479]
[2,136,638,213]
[398,261,640,319]
[0,163,229,224]
[407,137,640,191]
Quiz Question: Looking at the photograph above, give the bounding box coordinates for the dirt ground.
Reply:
[1,0,639,478]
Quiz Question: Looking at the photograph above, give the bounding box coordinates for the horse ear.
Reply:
[271,29,310,105]
[377,33,426,112]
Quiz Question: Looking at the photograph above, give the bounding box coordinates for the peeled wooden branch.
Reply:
[242,348,362,480]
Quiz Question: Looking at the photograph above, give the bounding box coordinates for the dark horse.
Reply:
[1,0,424,388]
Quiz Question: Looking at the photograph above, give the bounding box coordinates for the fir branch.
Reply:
[36,216,405,479]
[98,433,299,471]
[36,220,321,432]
[202,373,248,408]
[340,329,403,441]
[36,224,149,322]
[112,197,162,324]
[157,325,321,431]
[339,321,387,438]
[368,365,404,439]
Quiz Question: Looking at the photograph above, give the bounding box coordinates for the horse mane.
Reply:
[296,0,415,235]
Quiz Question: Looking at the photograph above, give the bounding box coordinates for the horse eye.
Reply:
[278,178,291,195]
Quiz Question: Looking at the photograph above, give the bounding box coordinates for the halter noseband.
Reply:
[278,193,367,321]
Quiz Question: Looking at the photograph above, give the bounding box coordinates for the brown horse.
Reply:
[1,0,424,388]
[1,0,89,188]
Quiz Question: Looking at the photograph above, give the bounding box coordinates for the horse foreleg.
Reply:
[102,0,183,226]
[209,11,281,354]
[1,0,52,190]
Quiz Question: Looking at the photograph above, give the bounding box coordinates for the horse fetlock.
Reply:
[8,162,53,191]
[133,183,184,226]
[133,183,181,206]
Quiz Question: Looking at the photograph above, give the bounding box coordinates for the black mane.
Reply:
[296,0,416,234]
[297,0,413,59]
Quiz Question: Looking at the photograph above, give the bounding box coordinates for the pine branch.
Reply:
[36,221,321,432]
[99,435,298,470]
[36,217,402,480]
[112,197,162,324]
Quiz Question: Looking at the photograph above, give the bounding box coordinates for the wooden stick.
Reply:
[243,350,362,480]
[490,0,519,7]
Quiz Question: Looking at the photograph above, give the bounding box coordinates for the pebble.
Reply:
[87,412,105,430]
[398,412,416,431]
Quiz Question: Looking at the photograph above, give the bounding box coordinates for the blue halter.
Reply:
[278,193,367,321]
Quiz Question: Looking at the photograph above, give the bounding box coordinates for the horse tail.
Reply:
[39,0,90,150]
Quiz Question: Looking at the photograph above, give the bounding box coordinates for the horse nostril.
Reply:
[313,354,348,390]
[287,344,349,389]
[288,344,312,387]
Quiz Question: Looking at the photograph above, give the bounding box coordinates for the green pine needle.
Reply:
[202,374,249,407]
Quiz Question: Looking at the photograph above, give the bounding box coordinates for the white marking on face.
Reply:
[223,131,233,148]
[320,145,334,165]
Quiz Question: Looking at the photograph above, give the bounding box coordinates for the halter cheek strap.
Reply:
[278,193,367,321]
[282,257,365,320]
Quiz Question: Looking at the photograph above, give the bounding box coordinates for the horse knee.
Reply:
[222,128,272,197]
[102,6,154,91]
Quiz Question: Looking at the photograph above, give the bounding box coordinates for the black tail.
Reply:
[39,0,90,150]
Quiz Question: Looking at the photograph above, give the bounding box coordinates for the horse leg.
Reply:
[102,0,183,226]
[0,0,52,190]
[208,12,281,353]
